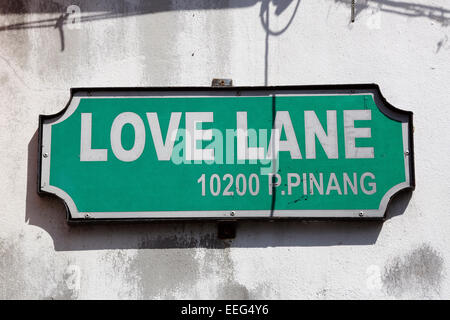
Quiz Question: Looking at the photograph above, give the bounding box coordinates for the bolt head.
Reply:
[230,211,235,216]
[43,153,48,158]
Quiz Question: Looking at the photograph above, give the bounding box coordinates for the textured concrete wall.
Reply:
[0,0,449,299]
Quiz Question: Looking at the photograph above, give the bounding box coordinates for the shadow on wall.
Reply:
[0,0,447,79]
[335,0,449,26]
[25,130,412,252]
[0,0,298,31]
[1,0,447,80]
[1,0,448,30]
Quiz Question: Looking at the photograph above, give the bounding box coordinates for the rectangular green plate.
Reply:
[39,85,414,221]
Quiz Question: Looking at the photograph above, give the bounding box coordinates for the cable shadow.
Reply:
[259,0,300,86]
[1,1,258,31]
[1,0,447,54]
[1,1,447,32]
[335,0,449,25]
[26,129,412,251]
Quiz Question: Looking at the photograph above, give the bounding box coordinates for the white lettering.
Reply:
[344,110,374,159]
[110,112,146,162]
[185,112,214,161]
[80,113,107,161]
[146,112,181,161]
[267,111,302,159]
[305,110,338,159]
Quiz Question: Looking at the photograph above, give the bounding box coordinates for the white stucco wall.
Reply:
[0,0,449,299]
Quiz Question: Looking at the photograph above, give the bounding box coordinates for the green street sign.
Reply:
[38,85,414,221]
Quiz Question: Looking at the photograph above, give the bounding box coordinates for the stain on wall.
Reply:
[108,240,262,299]
[205,248,250,300]
[0,236,26,299]
[138,233,231,249]
[0,233,78,300]
[383,244,445,298]
[128,248,201,299]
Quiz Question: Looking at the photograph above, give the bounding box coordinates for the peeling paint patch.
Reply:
[383,244,445,298]
[99,250,140,299]
[315,288,328,299]
[0,233,80,300]
[46,263,80,300]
